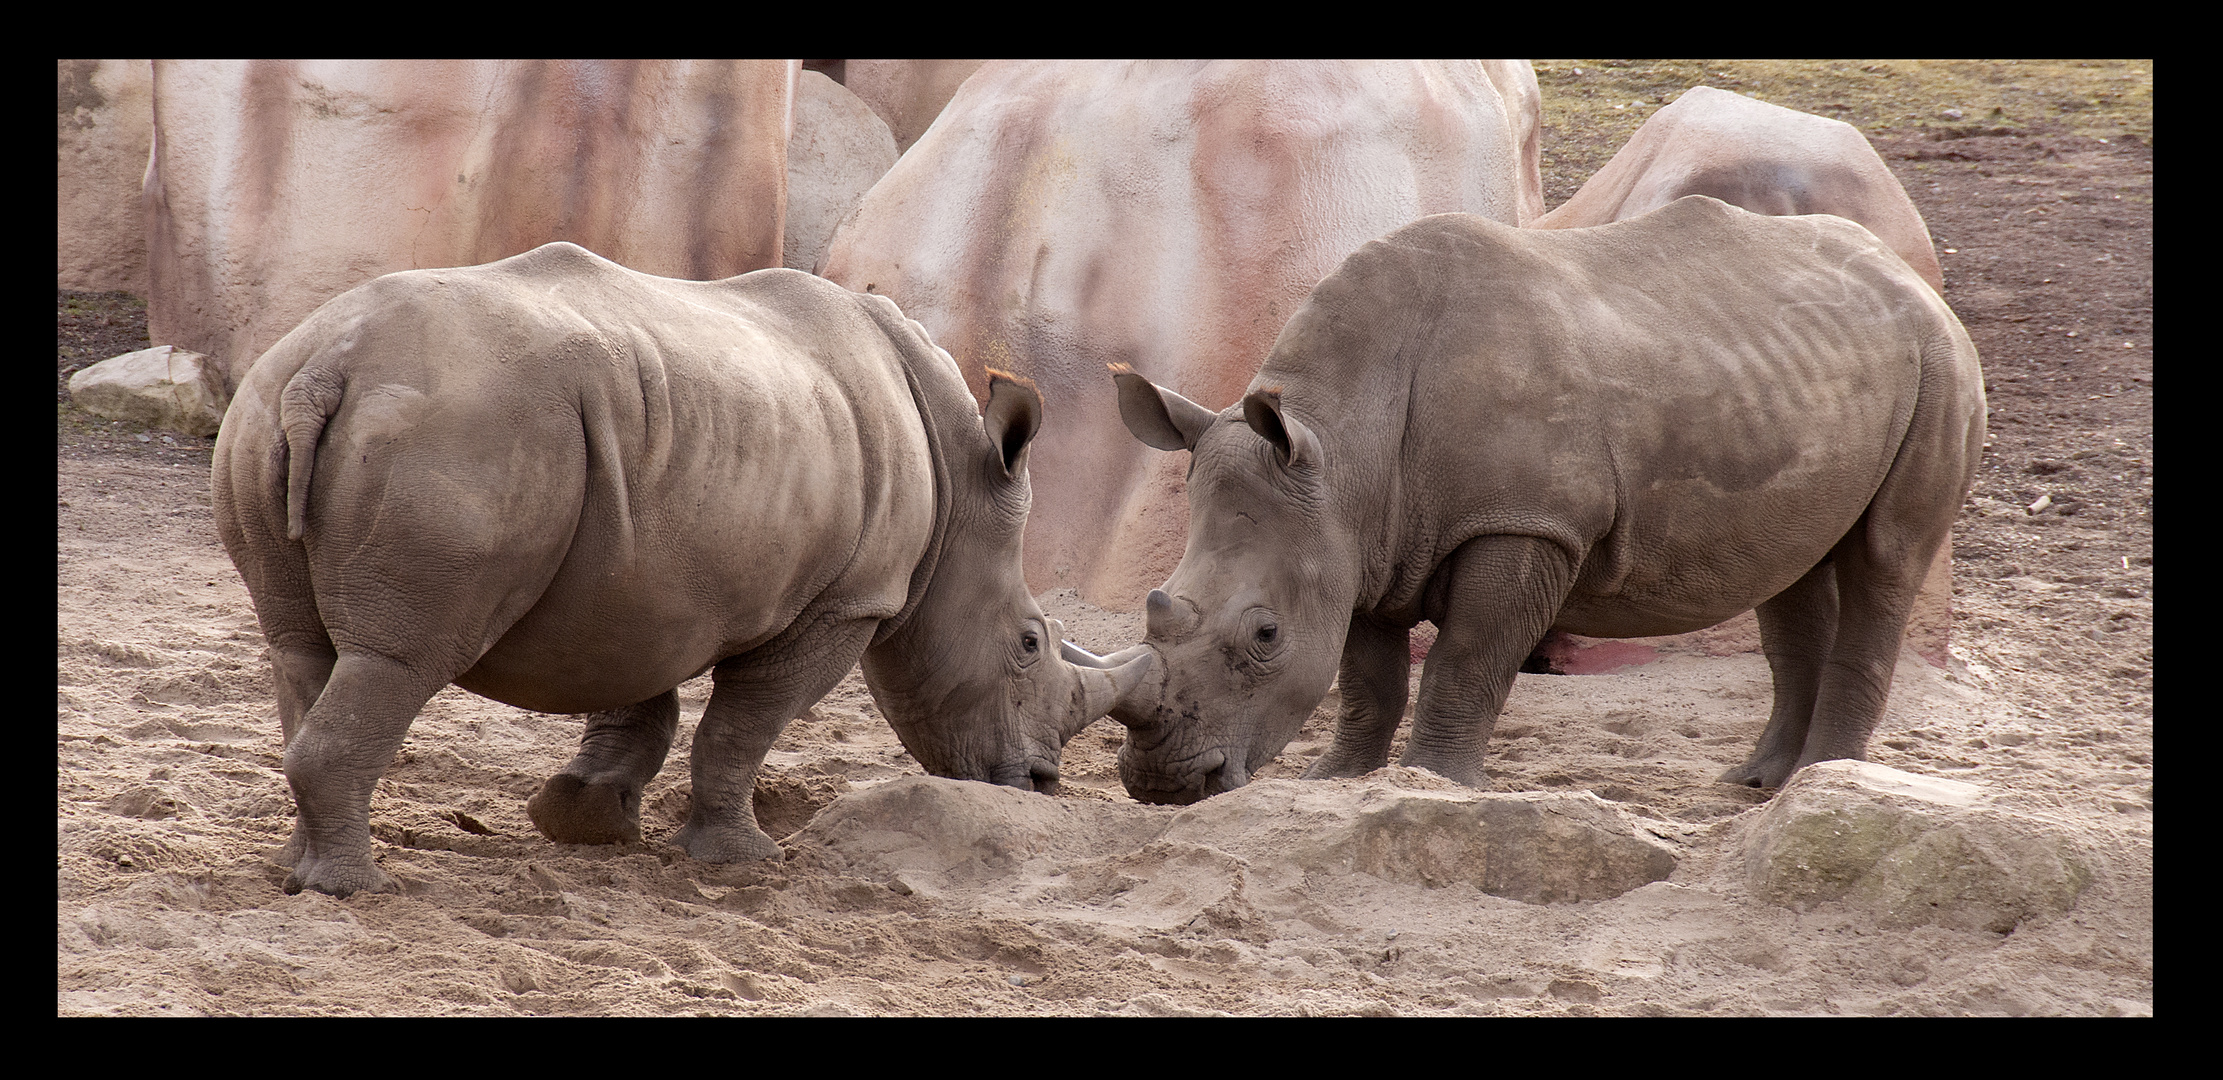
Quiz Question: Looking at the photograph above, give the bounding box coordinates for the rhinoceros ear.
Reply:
[1241,386,1317,469]
[1111,364,1215,452]
[983,369,1043,479]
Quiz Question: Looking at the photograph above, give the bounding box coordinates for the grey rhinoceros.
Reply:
[212,241,1152,897]
[1103,197,1985,805]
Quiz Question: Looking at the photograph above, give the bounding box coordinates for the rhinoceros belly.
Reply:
[1550,461,1875,638]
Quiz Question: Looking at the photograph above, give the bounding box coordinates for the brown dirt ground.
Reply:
[58,61,2151,1015]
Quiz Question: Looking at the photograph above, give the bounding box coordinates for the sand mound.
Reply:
[789,768,1680,918]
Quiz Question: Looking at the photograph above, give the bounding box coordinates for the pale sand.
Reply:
[58,456,2152,1015]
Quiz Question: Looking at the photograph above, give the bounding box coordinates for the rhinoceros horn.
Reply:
[1061,640,1160,730]
[1144,588,1205,641]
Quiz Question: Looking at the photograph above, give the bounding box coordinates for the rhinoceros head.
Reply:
[862,372,1156,794]
[1103,369,1359,804]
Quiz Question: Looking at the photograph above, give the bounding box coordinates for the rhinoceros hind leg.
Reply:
[528,690,680,845]
[267,641,340,865]
[672,620,875,863]
[280,650,443,897]
[1400,535,1575,788]
[269,641,338,748]
[1304,614,1411,779]
[1721,560,1839,789]
[1786,519,1934,776]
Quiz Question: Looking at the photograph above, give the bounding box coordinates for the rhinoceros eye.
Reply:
[1022,631,1040,654]
[1243,612,1284,663]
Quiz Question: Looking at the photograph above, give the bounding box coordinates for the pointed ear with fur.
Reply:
[1111,364,1216,452]
[984,369,1043,479]
[1241,386,1317,469]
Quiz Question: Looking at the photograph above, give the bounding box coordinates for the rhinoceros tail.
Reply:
[279,367,347,541]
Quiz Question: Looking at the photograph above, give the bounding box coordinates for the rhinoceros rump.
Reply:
[1532,86,1944,295]
[1107,198,1985,805]
[213,242,1150,897]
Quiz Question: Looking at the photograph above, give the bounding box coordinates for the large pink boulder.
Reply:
[145,60,794,387]
[785,70,899,274]
[822,60,1545,609]
[58,60,153,295]
[839,60,988,154]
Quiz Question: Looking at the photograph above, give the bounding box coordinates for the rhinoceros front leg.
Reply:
[1303,614,1411,779]
[1400,535,1575,788]
[671,619,876,863]
[1721,560,1838,788]
[280,651,445,897]
[527,691,679,845]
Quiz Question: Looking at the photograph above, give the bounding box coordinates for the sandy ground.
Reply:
[51,512,2156,1014]
[59,69,2151,1016]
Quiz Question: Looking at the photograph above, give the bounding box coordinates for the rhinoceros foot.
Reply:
[1303,747,1393,781]
[283,853,398,898]
[1718,752,1798,790]
[273,825,307,868]
[671,819,784,863]
[1395,747,1491,790]
[527,773,643,845]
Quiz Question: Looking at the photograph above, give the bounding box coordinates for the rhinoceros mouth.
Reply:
[1128,785,1203,806]
[1119,747,1246,805]
[981,750,1066,795]
[981,726,1069,795]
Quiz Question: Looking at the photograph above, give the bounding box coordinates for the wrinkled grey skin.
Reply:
[1108,199,1985,805]
[213,242,1151,897]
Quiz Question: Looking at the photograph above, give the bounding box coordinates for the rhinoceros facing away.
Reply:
[1531,86,1945,295]
[1106,198,1985,804]
[213,242,1151,897]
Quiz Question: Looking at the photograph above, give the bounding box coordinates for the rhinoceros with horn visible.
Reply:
[213,242,1152,897]
[1105,198,1985,805]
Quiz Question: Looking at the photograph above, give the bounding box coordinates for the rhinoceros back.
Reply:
[223,242,941,712]
[1256,200,1980,633]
